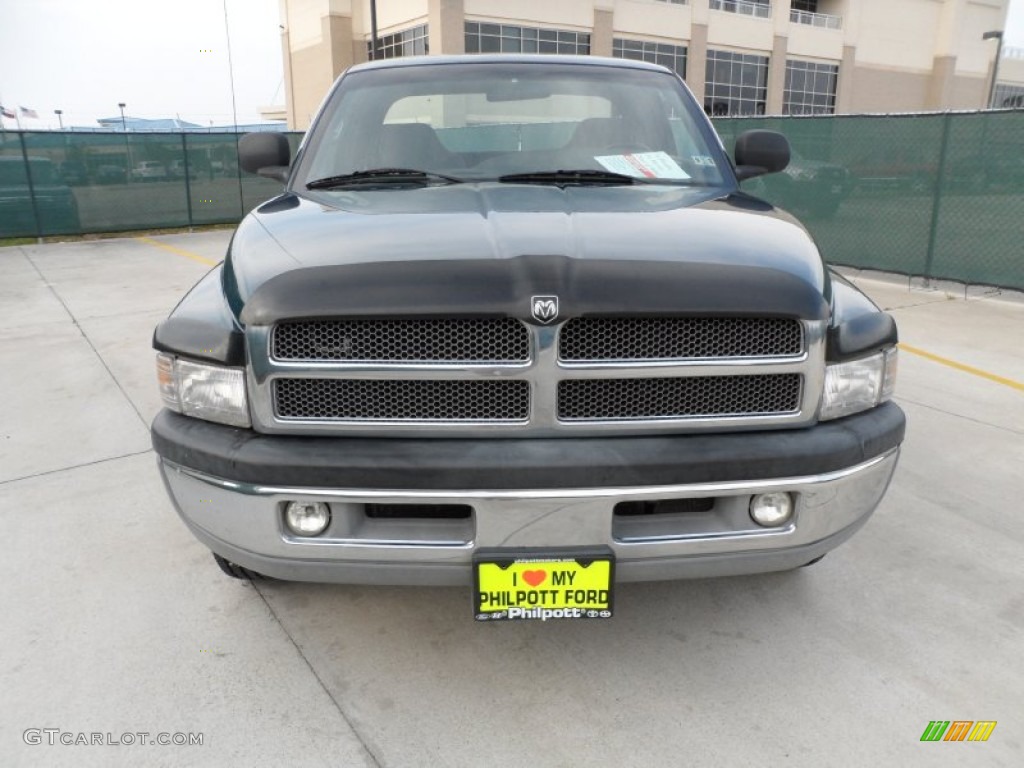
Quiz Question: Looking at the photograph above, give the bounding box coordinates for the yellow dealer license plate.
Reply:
[473,548,614,622]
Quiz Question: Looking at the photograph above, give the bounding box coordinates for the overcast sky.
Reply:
[1,0,1022,130]
[1000,0,1024,45]
[0,0,283,128]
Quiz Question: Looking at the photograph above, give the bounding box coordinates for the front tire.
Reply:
[799,554,827,568]
[212,553,263,580]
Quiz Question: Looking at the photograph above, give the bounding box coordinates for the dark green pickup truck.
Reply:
[151,55,904,621]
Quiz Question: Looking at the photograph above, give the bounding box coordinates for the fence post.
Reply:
[17,131,45,242]
[181,132,194,230]
[233,133,244,220]
[923,111,953,284]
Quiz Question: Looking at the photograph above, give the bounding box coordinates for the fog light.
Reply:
[749,492,794,527]
[284,501,331,536]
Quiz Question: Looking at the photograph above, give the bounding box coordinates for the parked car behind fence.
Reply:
[0,155,80,236]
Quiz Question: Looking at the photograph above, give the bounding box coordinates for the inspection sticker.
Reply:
[474,549,614,621]
[595,151,691,180]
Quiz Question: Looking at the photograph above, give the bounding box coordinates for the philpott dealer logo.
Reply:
[531,295,559,324]
[920,721,997,742]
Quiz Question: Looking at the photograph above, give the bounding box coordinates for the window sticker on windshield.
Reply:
[595,152,691,180]
[691,155,716,167]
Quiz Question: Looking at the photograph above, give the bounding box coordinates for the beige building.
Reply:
[997,45,1024,106]
[275,0,1021,128]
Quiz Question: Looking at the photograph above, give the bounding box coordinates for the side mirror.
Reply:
[734,130,790,181]
[239,133,291,183]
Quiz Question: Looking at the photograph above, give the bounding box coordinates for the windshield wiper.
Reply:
[498,169,639,186]
[306,168,465,189]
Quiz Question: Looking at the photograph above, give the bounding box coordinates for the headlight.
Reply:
[820,347,897,421]
[155,353,251,427]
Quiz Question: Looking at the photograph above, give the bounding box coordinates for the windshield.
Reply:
[297,61,729,188]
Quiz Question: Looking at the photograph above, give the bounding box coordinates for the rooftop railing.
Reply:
[790,8,843,30]
[709,0,771,20]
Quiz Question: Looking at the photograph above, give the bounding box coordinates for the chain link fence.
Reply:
[715,110,1024,290]
[2,112,1022,289]
[0,131,302,238]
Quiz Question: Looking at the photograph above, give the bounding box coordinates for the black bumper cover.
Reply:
[151,402,905,490]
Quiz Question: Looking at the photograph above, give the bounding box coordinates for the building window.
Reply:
[613,39,687,78]
[709,0,771,20]
[704,50,769,116]
[783,60,838,115]
[653,0,689,5]
[464,22,591,55]
[790,1,842,29]
[993,83,1024,109]
[368,24,428,60]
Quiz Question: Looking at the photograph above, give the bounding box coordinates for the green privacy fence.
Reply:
[714,110,1024,291]
[2,112,1023,290]
[0,131,302,238]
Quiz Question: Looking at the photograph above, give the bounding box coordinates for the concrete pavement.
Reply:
[1,233,1021,767]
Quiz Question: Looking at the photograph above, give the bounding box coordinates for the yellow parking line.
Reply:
[136,236,217,267]
[899,343,1024,393]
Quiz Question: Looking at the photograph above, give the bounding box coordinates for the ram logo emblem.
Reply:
[531,296,559,324]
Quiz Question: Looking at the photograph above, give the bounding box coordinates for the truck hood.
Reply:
[226,183,828,316]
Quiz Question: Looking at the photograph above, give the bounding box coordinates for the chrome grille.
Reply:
[274,379,530,422]
[558,317,803,361]
[272,318,530,363]
[250,314,824,437]
[557,375,802,421]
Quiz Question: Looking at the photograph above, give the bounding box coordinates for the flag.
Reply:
[0,106,16,119]
[20,106,39,119]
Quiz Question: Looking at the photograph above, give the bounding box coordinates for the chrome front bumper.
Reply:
[158,448,899,584]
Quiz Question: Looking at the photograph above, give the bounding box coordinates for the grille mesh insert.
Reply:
[274,379,530,421]
[272,318,530,363]
[559,317,803,361]
[557,375,802,421]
